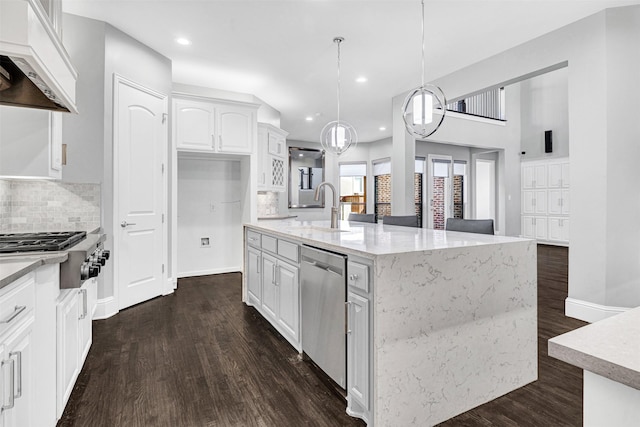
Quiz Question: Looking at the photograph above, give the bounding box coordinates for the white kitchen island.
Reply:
[243,219,537,426]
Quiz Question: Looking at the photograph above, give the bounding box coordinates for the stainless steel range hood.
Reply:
[0,0,77,113]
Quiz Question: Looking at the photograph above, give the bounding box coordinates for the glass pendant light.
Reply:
[402,0,446,139]
[321,37,357,155]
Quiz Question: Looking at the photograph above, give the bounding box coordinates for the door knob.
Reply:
[120,221,137,228]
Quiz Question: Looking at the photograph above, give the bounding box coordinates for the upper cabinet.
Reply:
[257,123,288,192]
[173,95,258,155]
[0,105,62,179]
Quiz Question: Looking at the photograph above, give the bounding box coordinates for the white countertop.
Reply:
[248,219,530,258]
[549,306,640,390]
[0,253,68,289]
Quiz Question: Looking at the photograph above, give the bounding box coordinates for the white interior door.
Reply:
[475,159,496,221]
[115,77,166,310]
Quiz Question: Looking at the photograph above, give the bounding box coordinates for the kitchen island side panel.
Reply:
[373,240,537,426]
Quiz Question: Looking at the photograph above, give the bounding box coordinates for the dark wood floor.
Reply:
[59,244,586,427]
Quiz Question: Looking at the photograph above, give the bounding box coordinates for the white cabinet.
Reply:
[244,228,301,350]
[261,253,278,321]
[78,279,96,363]
[0,106,62,179]
[173,96,258,155]
[0,273,36,427]
[276,261,299,342]
[521,158,569,245]
[257,123,288,192]
[246,246,262,306]
[347,291,369,413]
[56,290,80,418]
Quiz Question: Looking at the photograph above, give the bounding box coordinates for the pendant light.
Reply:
[402,0,446,139]
[321,37,357,156]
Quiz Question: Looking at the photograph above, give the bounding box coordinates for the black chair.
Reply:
[445,218,494,235]
[382,215,419,228]
[347,213,376,223]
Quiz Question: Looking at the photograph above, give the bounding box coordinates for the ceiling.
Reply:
[62,0,640,143]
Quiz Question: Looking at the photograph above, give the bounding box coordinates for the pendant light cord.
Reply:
[336,38,342,126]
[421,0,425,88]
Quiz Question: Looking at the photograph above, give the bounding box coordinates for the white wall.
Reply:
[519,68,569,160]
[425,5,640,318]
[177,157,243,276]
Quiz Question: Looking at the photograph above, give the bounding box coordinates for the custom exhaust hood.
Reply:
[0,0,77,113]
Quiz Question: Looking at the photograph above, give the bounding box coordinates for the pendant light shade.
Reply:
[321,37,357,155]
[402,0,446,139]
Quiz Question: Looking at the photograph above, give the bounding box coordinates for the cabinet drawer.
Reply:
[0,272,36,326]
[262,235,277,253]
[246,230,262,247]
[348,261,369,292]
[277,240,299,263]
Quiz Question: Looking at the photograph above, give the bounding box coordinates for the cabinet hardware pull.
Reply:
[272,264,276,285]
[9,351,22,399]
[345,301,352,334]
[349,274,359,282]
[79,289,88,320]
[1,306,26,324]
[1,358,15,411]
[211,134,215,148]
[219,135,222,150]
[257,256,260,274]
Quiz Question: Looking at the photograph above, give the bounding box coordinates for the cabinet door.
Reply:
[534,217,548,240]
[347,291,369,411]
[547,163,563,188]
[269,156,286,191]
[522,190,546,214]
[522,164,546,189]
[562,189,570,215]
[78,286,92,365]
[50,112,62,174]
[548,189,563,215]
[246,247,262,306]
[261,254,278,321]
[2,318,34,427]
[561,162,570,188]
[276,262,299,342]
[218,105,254,153]
[56,290,80,418]
[548,218,569,243]
[267,132,285,156]
[522,216,535,239]
[561,218,570,241]
[174,99,215,151]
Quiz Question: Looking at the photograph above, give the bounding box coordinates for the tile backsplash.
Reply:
[0,179,101,232]
[257,191,280,217]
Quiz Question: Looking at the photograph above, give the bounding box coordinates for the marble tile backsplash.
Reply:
[257,191,280,217]
[0,179,101,232]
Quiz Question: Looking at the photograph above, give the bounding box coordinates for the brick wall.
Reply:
[433,177,445,229]
[453,175,464,219]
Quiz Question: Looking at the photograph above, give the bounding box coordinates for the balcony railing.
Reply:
[446,87,505,121]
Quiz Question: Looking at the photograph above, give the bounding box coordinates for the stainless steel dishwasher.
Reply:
[301,245,347,388]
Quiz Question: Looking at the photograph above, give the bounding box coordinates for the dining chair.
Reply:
[445,218,494,235]
[347,213,376,223]
[382,215,419,228]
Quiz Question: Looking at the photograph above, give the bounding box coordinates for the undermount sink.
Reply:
[290,226,348,233]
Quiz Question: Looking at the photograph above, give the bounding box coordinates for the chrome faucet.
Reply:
[314,181,339,228]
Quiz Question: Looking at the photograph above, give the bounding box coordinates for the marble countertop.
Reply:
[248,219,530,258]
[0,252,68,289]
[548,307,640,390]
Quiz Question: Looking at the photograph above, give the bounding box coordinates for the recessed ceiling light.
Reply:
[379,126,386,131]
[305,116,314,121]
[176,37,191,46]
[356,76,368,83]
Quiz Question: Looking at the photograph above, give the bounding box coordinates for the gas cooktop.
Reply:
[0,231,87,253]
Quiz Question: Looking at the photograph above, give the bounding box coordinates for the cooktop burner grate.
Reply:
[0,231,87,253]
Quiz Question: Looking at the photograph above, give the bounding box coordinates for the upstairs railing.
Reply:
[446,87,505,121]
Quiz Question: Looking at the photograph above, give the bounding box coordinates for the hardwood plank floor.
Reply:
[59,244,586,426]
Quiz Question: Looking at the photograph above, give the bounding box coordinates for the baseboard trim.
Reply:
[565,297,630,323]
[177,266,242,279]
[93,296,119,320]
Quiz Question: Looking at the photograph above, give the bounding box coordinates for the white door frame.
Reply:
[427,154,453,229]
[112,74,170,312]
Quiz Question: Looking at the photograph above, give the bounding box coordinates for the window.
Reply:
[373,159,391,221]
[339,163,367,220]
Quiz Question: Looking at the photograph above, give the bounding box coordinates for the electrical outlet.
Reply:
[200,237,210,247]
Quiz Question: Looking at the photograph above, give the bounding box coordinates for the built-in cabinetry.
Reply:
[56,278,96,418]
[521,158,570,245]
[0,273,36,427]
[257,123,288,192]
[245,229,300,350]
[173,95,258,154]
[346,258,372,424]
[0,106,62,179]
